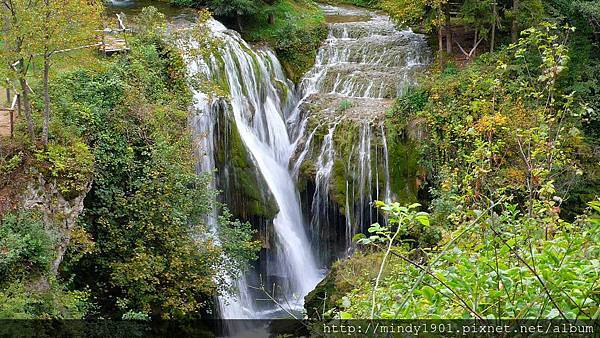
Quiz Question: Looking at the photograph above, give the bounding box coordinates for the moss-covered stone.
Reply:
[214,107,279,221]
[292,101,422,263]
[304,251,383,319]
[385,118,420,204]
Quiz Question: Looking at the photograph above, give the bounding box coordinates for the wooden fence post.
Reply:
[10,108,13,139]
[17,94,21,118]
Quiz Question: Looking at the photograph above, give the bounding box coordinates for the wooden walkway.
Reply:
[0,108,11,138]
[99,14,131,55]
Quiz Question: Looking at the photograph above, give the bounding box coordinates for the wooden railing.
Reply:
[2,14,130,139]
[98,13,131,55]
[1,81,21,139]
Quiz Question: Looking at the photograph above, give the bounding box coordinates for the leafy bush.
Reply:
[33,142,94,200]
[242,0,327,82]
[387,88,428,126]
[321,0,381,9]
[336,201,599,319]
[0,211,51,282]
[0,281,91,319]
[50,33,259,319]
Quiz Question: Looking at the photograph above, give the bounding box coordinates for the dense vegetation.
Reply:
[308,0,600,321]
[1,0,598,326]
[0,6,258,319]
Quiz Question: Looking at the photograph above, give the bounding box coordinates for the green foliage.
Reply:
[242,0,327,82]
[339,201,599,319]
[207,0,259,19]
[387,88,428,126]
[382,0,443,33]
[132,6,168,40]
[0,211,51,282]
[337,99,353,112]
[0,152,24,186]
[321,0,381,10]
[505,0,545,34]
[0,211,91,319]
[33,142,94,200]
[48,33,259,319]
[356,202,429,246]
[0,280,91,319]
[409,23,587,215]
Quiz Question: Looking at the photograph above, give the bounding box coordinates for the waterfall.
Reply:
[309,123,338,257]
[292,124,320,178]
[183,3,429,320]
[291,5,430,261]
[187,19,321,319]
[357,123,372,234]
[297,5,428,100]
[381,124,392,204]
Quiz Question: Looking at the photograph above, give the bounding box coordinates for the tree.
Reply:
[35,0,101,145]
[0,0,100,145]
[382,0,447,67]
[207,0,259,32]
[458,0,495,59]
[1,0,38,141]
[509,0,544,42]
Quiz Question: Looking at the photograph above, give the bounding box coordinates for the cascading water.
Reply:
[188,19,321,319]
[183,2,428,321]
[309,123,338,259]
[291,5,430,263]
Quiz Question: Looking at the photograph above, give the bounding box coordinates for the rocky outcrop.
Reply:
[22,172,91,274]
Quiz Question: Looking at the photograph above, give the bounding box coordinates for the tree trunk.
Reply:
[490,0,497,52]
[268,12,274,25]
[18,74,34,142]
[438,25,444,68]
[438,25,444,67]
[236,13,243,32]
[437,7,444,67]
[42,54,50,146]
[511,0,519,43]
[444,3,452,54]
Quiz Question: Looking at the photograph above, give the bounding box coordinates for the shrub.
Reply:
[337,99,353,112]
[0,211,52,283]
[33,142,94,200]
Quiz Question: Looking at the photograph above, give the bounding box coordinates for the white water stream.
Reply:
[188,20,321,320]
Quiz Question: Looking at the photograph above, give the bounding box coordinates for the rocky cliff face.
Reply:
[22,172,92,275]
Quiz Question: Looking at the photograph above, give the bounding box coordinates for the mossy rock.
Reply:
[214,108,279,220]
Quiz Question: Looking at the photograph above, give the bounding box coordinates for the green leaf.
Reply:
[421,286,436,302]
[339,311,353,319]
